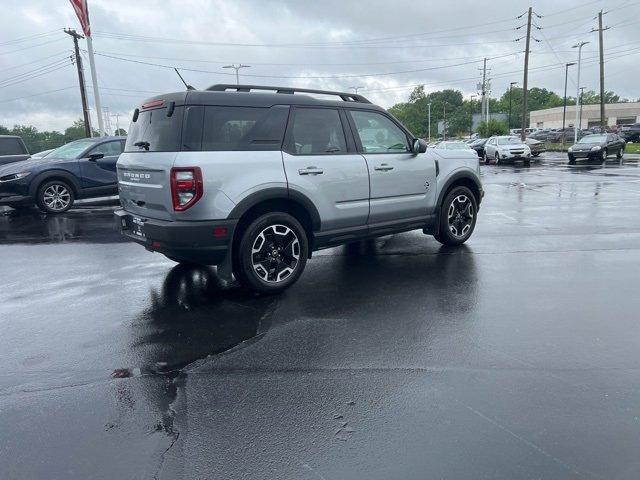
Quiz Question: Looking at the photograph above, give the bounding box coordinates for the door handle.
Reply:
[298,166,324,175]
[374,163,394,172]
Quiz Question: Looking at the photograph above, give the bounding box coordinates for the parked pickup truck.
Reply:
[0,136,30,166]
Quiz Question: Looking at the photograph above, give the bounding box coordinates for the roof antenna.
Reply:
[174,68,195,90]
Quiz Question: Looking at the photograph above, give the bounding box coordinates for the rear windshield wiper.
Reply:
[134,141,150,151]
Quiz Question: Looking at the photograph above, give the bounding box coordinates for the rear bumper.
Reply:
[114,209,236,265]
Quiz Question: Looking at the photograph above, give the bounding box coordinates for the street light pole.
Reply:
[572,42,589,142]
[223,64,251,85]
[427,102,431,143]
[508,82,517,130]
[579,86,585,129]
[349,86,364,94]
[443,103,447,141]
[562,63,576,148]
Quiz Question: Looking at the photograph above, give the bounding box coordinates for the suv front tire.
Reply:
[234,212,308,294]
[434,186,478,246]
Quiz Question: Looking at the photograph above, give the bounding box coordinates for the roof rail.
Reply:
[206,84,371,104]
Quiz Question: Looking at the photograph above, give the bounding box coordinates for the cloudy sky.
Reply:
[1,0,638,132]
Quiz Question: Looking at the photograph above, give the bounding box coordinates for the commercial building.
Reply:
[529,102,640,129]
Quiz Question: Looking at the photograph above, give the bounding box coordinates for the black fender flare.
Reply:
[228,187,321,232]
[28,170,81,198]
[434,171,483,229]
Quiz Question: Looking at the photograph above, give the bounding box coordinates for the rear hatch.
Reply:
[117,94,186,221]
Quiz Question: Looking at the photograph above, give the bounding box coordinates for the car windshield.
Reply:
[578,135,606,143]
[48,140,95,159]
[497,137,521,145]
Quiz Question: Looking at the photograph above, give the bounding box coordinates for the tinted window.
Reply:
[349,110,409,153]
[0,138,27,155]
[288,108,346,155]
[201,105,289,151]
[89,141,123,157]
[125,106,184,152]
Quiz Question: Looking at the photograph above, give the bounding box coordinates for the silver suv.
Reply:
[115,85,483,293]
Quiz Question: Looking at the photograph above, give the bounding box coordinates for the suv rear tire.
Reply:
[434,186,478,246]
[234,212,308,294]
[36,180,75,214]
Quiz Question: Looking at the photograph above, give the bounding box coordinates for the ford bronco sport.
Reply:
[115,85,483,293]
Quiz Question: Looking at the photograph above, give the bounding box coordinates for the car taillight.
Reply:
[170,167,203,211]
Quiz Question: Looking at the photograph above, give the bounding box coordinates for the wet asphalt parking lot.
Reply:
[1,153,640,480]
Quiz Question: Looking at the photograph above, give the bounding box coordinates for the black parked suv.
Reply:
[0,135,30,166]
[619,123,640,143]
[0,136,125,213]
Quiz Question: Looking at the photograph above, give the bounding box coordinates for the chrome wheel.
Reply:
[447,194,474,238]
[251,224,300,283]
[43,184,71,211]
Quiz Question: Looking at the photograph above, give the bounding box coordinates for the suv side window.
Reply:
[348,110,409,153]
[88,141,123,157]
[286,107,347,155]
[201,105,289,151]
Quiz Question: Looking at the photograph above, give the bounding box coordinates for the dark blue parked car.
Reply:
[0,136,125,213]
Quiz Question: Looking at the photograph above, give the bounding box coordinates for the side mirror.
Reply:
[413,138,427,154]
[87,153,104,162]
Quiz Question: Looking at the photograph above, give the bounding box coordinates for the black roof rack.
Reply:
[206,84,371,104]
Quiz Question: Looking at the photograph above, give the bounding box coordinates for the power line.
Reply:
[1,50,71,73]
[0,29,60,46]
[0,86,75,104]
[0,57,71,85]
[0,62,72,89]
[0,36,66,56]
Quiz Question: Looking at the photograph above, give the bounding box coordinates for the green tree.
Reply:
[114,128,127,136]
[477,119,508,137]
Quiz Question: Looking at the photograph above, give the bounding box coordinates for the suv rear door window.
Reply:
[201,105,289,151]
[125,106,184,152]
[0,138,27,155]
[287,107,346,155]
[348,110,409,153]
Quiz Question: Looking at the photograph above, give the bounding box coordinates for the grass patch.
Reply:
[626,143,640,154]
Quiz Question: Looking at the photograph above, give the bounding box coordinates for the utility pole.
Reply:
[573,41,589,142]
[520,6,532,142]
[103,106,111,136]
[508,82,517,130]
[64,28,91,138]
[593,11,609,129]
[562,62,576,148]
[112,113,120,135]
[223,64,251,85]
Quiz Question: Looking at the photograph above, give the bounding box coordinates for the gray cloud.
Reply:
[0,0,637,132]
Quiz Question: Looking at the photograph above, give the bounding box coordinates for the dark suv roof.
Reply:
[140,85,385,112]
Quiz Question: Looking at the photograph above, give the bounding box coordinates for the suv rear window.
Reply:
[200,105,289,151]
[0,138,27,155]
[125,106,184,152]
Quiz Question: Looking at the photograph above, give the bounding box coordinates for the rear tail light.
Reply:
[170,167,203,211]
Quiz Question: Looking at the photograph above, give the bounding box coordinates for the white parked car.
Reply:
[433,141,475,152]
[483,136,532,164]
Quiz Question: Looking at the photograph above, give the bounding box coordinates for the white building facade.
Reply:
[529,102,640,129]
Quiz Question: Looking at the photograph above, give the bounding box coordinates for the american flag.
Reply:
[69,0,91,37]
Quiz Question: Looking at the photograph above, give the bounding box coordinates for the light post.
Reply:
[562,62,576,148]
[427,102,431,143]
[508,82,518,130]
[443,103,447,141]
[572,42,589,143]
[223,64,251,85]
[579,86,586,129]
[349,86,363,94]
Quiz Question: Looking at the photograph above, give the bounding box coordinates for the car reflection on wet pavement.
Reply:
[1,153,640,480]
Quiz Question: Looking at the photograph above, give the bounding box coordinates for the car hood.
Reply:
[498,143,528,149]
[0,156,62,176]
[572,142,602,148]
